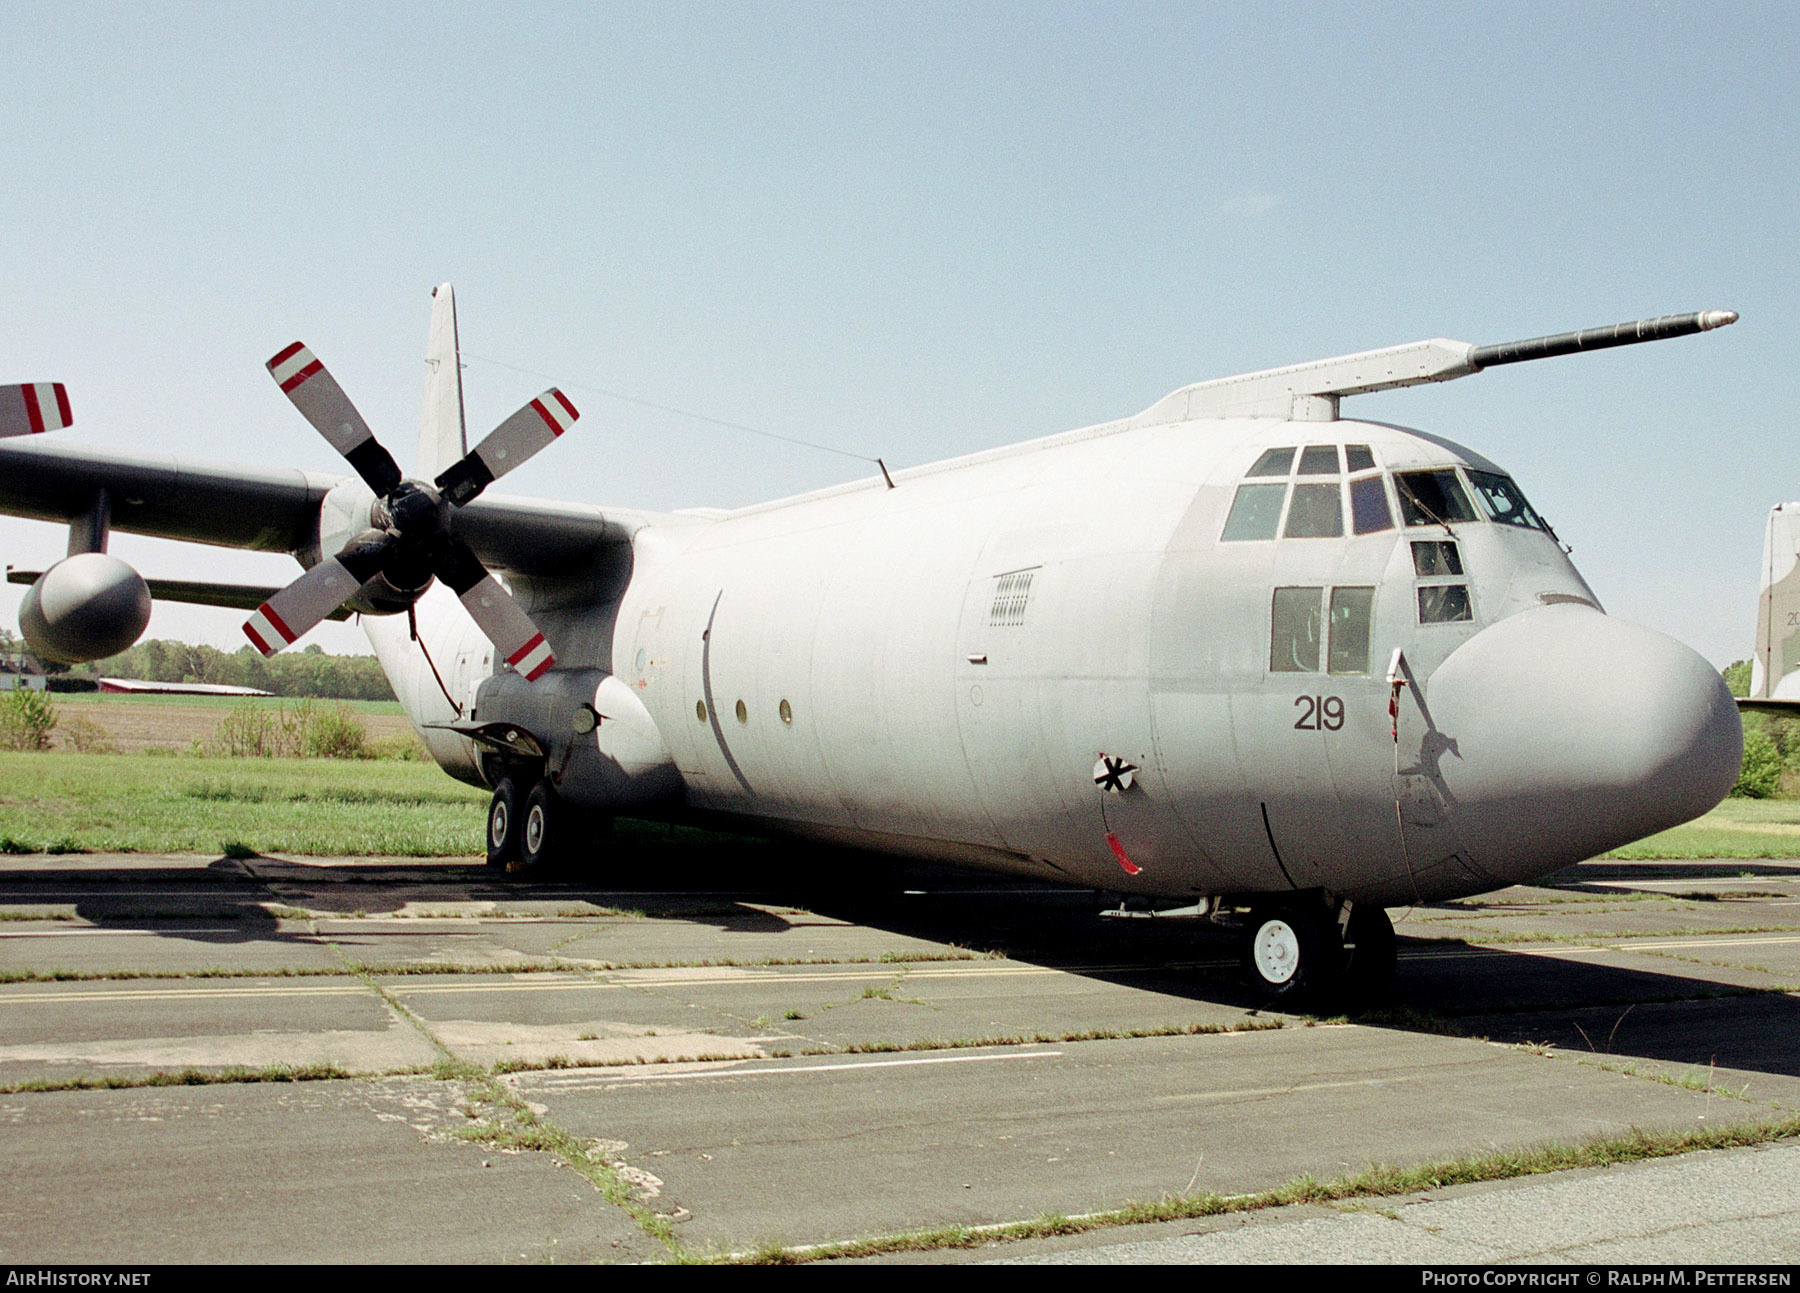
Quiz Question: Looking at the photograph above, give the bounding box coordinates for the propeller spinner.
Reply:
[244,343,575,681]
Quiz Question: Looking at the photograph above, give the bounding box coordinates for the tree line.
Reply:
[39,633,396,701]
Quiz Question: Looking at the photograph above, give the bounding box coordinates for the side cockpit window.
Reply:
[1222,483,1287,541]
[1247,447,1296,476]
[1270,587,1323,672]
[1271,585,1376,675]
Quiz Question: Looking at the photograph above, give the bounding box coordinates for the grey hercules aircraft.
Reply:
[0,291,1744,1005]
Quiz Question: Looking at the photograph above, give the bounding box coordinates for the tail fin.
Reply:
[417,283,468,479]
[1752,502,1800,699]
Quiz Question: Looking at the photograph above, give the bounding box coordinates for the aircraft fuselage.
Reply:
[371,412,1740,906]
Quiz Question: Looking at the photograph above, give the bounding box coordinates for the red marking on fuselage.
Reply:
[1105,832,1141,876]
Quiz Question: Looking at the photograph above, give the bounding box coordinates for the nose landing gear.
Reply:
[1239,899,1395,1010]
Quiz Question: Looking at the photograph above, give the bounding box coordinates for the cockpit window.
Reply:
[1344,444,1376,473]
[1466,470,1547,530]
[1412,540,1463,576]
[1283,483,1343,538]
[1221,483,1286,541]
[1395,470,1479,527]
[1418,585,1473,623]
[1297,445,1340,475]
[1328,587,1374,674]
[1349,476,1392,534]
[1247,447,1296,477]
[1270,587,1323,672]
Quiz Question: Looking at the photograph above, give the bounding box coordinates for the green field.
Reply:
[1603,797,1800,859]
[0,752,486,856]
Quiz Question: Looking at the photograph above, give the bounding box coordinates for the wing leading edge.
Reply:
[0,437,657,578]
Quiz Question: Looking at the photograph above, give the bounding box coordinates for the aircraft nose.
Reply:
[1422,604,1741,882]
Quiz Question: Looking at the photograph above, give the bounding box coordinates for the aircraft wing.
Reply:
[0,437,655,578]
[0,437,331,552]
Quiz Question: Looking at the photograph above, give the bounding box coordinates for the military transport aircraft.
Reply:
[0,290,1743,1005]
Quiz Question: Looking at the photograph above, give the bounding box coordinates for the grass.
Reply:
[722,1117,1800,1263]
[0,1061,365,1095]
[0,751,487,855]
[1607,798,1800,859]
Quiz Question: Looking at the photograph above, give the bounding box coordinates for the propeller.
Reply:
[0,383,71,438]
[245,343,575,681]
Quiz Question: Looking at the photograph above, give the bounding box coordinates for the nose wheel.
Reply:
[1239,901,1395,1010]
[1241,906,1329,1005]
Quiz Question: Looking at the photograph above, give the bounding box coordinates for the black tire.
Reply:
[485,776,521,869]
[1339,904,1396,1008]
[517,780,561,874]
[1240,904,1330,1007]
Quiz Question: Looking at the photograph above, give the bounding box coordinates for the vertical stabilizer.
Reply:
[418,283,468,478]
[1752,503,1800,699]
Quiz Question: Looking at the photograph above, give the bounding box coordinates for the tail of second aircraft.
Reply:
[1751,503,1800,699]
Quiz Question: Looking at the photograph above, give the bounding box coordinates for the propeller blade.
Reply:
[242,536,395,656]
[434,389,579,506]
[0,383,71,438]
[266,343,402,494]
[431,536,556,680]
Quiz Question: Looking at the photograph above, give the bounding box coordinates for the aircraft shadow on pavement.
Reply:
[12,840,1798,1085]
[590,845,1800,1086]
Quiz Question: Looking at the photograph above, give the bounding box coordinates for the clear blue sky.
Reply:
[2,2,1792,663]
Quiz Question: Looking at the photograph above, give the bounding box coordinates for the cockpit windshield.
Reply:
[1465,470,1548,531]
[1394,470,1479,528]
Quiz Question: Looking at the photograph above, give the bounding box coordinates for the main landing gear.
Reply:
[1238,898,1395,1010]
[485,770,606,875]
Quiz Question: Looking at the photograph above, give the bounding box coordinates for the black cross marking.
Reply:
[1094,756,1138,793]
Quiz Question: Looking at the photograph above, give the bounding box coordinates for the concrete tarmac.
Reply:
[1,849,1797,1264]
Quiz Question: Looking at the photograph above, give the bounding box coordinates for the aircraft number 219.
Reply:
[1294,695,1345,731]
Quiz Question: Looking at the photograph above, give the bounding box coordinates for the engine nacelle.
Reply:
[317,479,433,617]
[19,553,152,664]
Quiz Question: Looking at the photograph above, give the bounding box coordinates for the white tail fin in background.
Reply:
[1752,502,1800,699]
[417,283,468,479]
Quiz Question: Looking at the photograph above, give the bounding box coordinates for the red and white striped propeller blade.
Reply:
[242,537,394,656]
[265,343,402,495]
[431,536,556,680]
[460,574,556,681]
[0,383,71,438]
[435,389,579,506]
